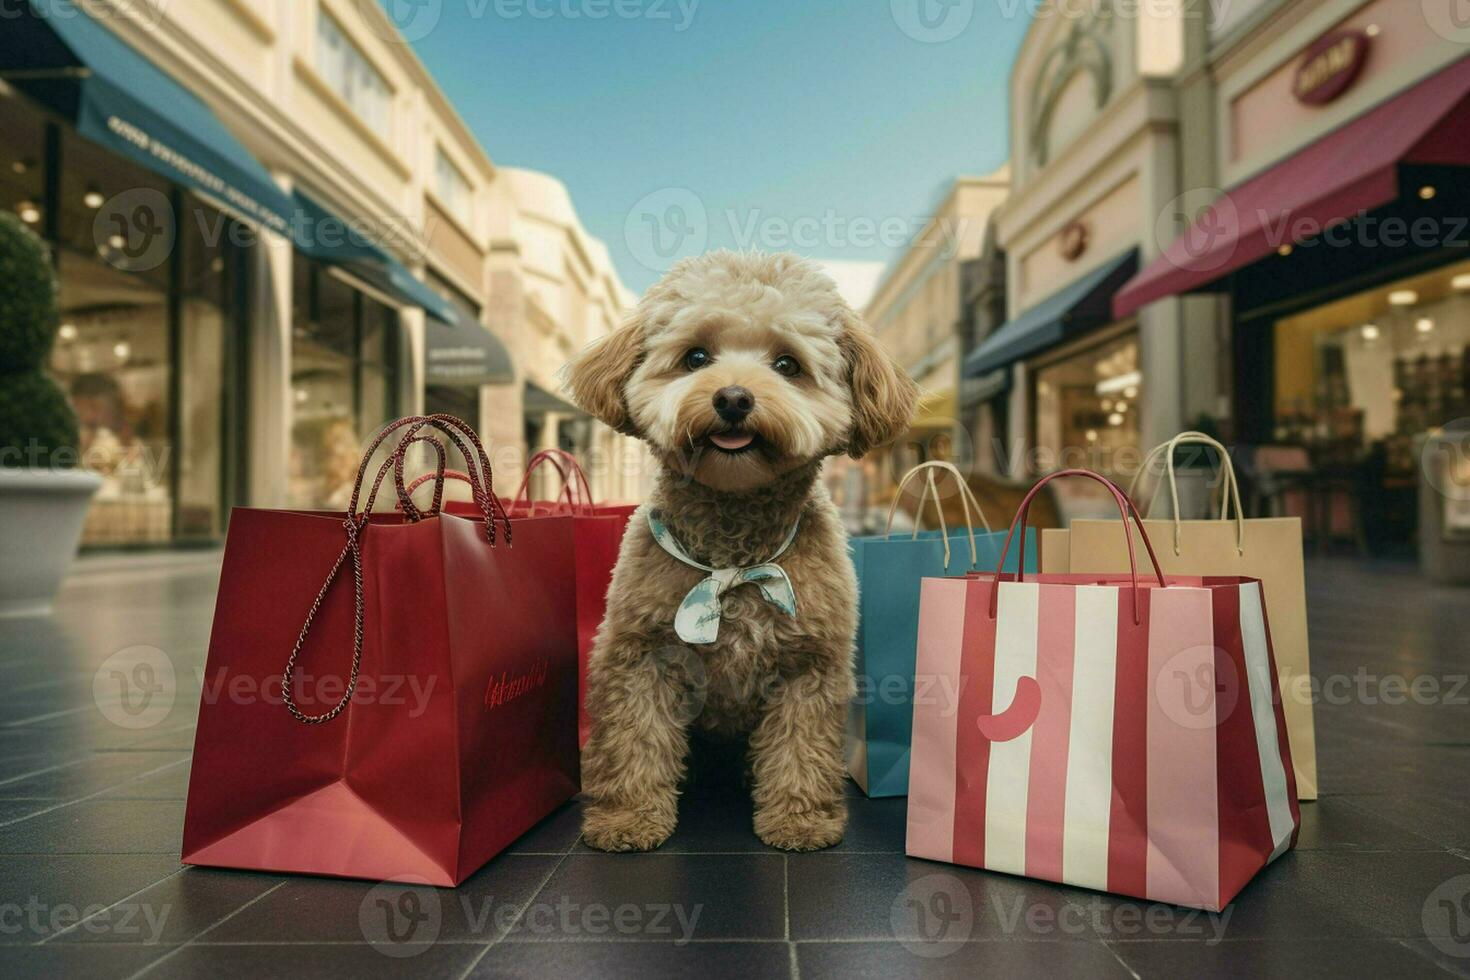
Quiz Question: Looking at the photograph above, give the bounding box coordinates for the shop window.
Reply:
[0,102,44,232]
[434,147,473,218]
[316,10,392,138]
[1272,258,1470,544]
[1031,332,1142,503]
[288,257,401,510]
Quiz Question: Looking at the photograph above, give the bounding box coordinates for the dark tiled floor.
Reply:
[0,553,1467,979]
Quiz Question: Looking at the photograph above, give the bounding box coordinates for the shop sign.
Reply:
[1294,30,1371,106]
[1059,221,1090,262]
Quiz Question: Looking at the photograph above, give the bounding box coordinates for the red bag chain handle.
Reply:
[508,447,596,517]
[282,415,508,725]
[989,468,1168,626]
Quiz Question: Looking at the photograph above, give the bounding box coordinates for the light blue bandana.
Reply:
[648,510,800,645]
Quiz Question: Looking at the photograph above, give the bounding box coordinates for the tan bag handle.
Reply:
[1128,431,1244,556]
[884,461,993,571]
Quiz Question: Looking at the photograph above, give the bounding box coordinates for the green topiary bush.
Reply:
[0,212,78,468]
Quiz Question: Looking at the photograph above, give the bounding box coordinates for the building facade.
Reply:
[0,0,639,546]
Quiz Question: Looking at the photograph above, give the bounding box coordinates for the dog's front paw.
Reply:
[754,806,845,852]
[582,804,675,852]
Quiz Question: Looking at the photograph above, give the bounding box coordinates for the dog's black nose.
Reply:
[713,385,755,422]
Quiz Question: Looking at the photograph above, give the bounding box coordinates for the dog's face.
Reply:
[565,252,918,492]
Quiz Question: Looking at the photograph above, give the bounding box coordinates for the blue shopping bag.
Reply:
[844,462,1036,797]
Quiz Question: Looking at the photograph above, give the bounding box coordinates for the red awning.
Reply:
[1114,55,1470,318]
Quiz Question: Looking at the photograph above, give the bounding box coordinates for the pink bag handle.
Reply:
[283,414,507,725]
[989,468,1167,626]
[509,448,595,516]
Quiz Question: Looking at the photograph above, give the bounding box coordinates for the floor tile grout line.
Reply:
[1102,939,1144,979]
[0,758,192,829]
[453,842,578,979]
[37,867,188,946]
[125,879,289,980]
[782,854,790,941]
[0,757,89,789]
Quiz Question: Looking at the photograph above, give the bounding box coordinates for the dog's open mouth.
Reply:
[707,429,759,453]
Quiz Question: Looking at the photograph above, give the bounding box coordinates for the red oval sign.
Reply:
[1294,29,1371,106]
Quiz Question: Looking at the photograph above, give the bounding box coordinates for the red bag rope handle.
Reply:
[508,447,596,516]
[989,468,1167,626]
[282,415,506,725]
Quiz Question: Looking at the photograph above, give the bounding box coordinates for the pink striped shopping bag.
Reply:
[906,469,1299,911]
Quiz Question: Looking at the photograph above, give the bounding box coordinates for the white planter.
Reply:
[0,467,102,618]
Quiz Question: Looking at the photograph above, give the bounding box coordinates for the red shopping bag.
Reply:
[399,448,634,745]
[182,415,579,886]
[503,450,634,745]
[906,469,1299,911]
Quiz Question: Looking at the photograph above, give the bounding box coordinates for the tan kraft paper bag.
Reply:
[1041,432,1318,800]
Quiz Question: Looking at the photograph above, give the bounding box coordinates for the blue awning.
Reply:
[2,1,295,235]
[290,189,460,324]
[964,249,1139,377]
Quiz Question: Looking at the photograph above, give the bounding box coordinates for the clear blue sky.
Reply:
[391,0,1031,294]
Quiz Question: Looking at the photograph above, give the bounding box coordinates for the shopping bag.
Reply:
[1062,432,1318,799]
[503,449,635,746]
[182,415,580,886]
[907,469,1300,911]
[845,461,1035,797]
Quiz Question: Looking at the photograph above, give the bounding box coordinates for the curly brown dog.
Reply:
[563,250,917,852]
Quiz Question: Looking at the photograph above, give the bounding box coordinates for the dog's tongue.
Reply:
[710,431,755,450]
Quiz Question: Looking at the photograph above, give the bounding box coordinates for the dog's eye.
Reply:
[772,355,801,378]
[683,348,711,371]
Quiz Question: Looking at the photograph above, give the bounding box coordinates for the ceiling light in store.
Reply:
[1123,385,1139,400]
[112,340,131,361]
[83,186,105,209]
[107,234,126,251]
[1086,430,1098,442]
[1095,370,1143,396]
[1277,244,1293,257]
[16,201,39,224]
[1361,323,1381,341]
[294,388,309,404]
[1364,23,1380,37]
[10,158,30,174]
[0,79,13,99]
[1452,274,1470,291]
[1419,185,1437,201]
[1108,412,1125,427]
[1101,399,1114,412]
[57,324,77,342]
[1115,401,1128,413]
[1416,317,1435,333]
[1388,290,1418,306]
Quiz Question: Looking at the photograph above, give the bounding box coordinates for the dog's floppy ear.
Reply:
[837,306,918,459]
[563,313,646,435]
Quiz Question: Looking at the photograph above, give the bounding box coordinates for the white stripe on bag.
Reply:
[1061,585,1118,891]
[1239,582,1295,859]
[984,581,1039,876]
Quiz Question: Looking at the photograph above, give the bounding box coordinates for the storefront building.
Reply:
[1117,0,1470,553]
[967,2,1226,516]
[1,1,639,546]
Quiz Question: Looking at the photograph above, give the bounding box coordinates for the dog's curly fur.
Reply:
[564,251,917,852]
